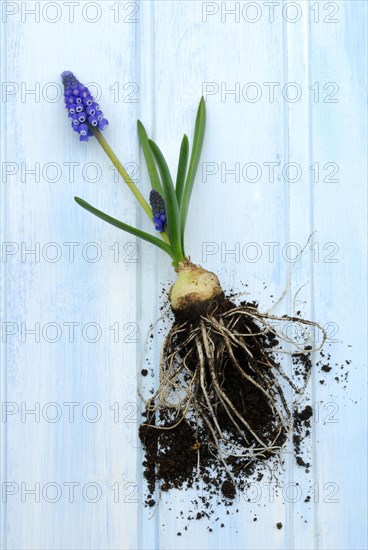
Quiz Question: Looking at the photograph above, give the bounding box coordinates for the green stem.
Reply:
[91,127,170,245]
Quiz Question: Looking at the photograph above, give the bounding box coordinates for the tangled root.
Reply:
[139,298,327,491]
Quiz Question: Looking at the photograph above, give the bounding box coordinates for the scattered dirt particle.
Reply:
[221,480,236,500]
[297,406,313,422]
[321,364,332,372]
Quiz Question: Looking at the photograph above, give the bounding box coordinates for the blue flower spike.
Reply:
[149,189,167,232]
[61,71,109,142]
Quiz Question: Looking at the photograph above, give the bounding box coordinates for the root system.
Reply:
[139,295,327,507]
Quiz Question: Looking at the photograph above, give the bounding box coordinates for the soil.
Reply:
[138,293,346,521]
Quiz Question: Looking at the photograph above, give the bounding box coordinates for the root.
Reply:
[140,299,327,484]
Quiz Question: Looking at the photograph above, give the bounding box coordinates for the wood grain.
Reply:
[1,1,366,549]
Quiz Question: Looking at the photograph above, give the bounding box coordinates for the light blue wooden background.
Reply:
[1,1,367,549]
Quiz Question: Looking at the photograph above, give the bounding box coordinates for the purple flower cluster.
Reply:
[149,190,167,232]
[61,71,108,142]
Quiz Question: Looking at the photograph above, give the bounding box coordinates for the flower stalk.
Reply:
[91,127,152,220]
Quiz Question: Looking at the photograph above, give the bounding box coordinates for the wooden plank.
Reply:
[136,2,162,549]
[150,1,291,548]
[1,3,140,549]
[285,6,315,548]
[309,2,367,550]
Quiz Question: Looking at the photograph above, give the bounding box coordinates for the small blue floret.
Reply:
[88,115,98,126]
[79,123,88,136]
[61,71,109,143]
[98,119,109,131]
[149,190,167,232]
[153,215,165,231]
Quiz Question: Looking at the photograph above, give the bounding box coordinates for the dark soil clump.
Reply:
[221,480,236,499]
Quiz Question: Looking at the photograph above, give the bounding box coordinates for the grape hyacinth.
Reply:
[149,189,167,232]
[61,71,108,142]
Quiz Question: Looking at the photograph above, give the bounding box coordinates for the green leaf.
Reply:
[148,140,184,262]
[180,97,206,245]
[175,134,189,206]
[137,120,163,196]
[74,197,174,259]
